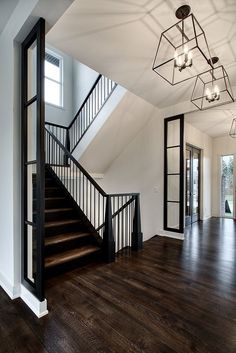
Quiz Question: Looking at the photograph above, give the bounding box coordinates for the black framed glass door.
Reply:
[185,145,201,226]
[21,18,45,301]
[164,115,184,233]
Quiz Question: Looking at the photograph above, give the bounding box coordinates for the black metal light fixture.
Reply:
[229,118,236,138]
[191,63,234,110]
[152,5,213,85]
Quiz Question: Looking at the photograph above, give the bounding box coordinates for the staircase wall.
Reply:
[72,85,127,162]
[79,92,164,241]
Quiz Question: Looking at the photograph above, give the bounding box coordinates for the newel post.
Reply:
[131,194,143,251]
[103,195,115,263]
[64,128,70,165]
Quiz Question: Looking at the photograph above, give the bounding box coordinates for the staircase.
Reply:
[42,73,143,276]
[43,167,102,275]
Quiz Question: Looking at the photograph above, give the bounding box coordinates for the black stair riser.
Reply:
[45,236,94,256]
[33,178,55,187]
[45,250,102,278]
[44,210,77,222]
[45,223,85,237]
[42,199,70,209]
[34,188,64,198]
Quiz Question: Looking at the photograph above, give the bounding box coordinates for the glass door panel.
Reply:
[185,148,191,225]
[22,18,45,301]
[185,145,200,225]
[220,155,234,218]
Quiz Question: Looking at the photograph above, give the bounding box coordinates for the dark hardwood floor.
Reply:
[1,218,236,353]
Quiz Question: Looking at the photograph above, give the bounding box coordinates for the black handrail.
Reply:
[96,196,136,231]
[68,74,102,129]
[45,122,68,129]
[45,74,117,154]
[45,127,106,196]
[45,127,143,260]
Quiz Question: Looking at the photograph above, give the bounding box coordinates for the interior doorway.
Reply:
[185,145,201,226]
[220,155,234,218]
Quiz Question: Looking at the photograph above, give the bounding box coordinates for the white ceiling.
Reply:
[47,0,236,138]
[0,0,19,34]
[47,0,236,109]
[185,100,236,137]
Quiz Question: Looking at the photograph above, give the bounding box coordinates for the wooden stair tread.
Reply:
[45,219,80,228]
[43,196,67,201]
[45,232,90,246]
[45,245,100,268]
[45,207,74,214]
[34,208,73,215]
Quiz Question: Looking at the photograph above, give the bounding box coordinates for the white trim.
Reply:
[90,173,104,179]
[0,272,21,299]
[0,274,48,318]
[200,216,212,221]
[20,285,48,318]
[158,230,184,240]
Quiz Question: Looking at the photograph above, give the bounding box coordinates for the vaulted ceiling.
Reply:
[47,0,236,137]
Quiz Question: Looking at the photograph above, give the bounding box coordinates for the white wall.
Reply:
[185,122,213,220]
[99,98,164,241]
[0,0,74,317]
[212,135,236,217]
[45,44,73,126]
[72,60,98,115]
[0,0,40,300]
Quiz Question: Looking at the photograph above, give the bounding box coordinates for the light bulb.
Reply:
[184,45,189,54]
[178,56,182,66]
[188,50,192,60]
[205,88,211,99]
[214,85,220,94]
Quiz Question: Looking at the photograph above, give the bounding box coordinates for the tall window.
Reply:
[45,50,63,107]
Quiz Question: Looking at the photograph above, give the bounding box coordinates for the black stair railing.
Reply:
[45,127,142,261]
[45,74,117,155]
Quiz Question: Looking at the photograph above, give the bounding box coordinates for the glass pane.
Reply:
[27,224,36,283]
[167,119,180,147]
[45,78,61,106]
[27,40,37,101]
[168,175,179,202]
[45,60,60,81]
[192,151,199,215]
[167,147,179,174]
[221,155,234,218]
[167,203,179,229]
[27,164,37,223]
[27,102,37,162]
[185,149,191,217]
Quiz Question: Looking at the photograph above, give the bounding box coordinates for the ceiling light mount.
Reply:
[175,5,191,20]
[207,56,219,66]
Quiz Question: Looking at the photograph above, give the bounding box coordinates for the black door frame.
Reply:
[185,144,201,226]
[164,114,184,233]
[21,18,45,301]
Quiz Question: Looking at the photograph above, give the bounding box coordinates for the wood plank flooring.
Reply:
[1,218,236,353]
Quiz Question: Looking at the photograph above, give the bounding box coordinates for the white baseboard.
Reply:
[158,230,184,240]
[200,216,212,221]
[20,285,48,318]
[0,272,20,299]
[0,273,48,318]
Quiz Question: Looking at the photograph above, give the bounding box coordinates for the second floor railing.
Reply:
[45,74,117,155]
[45,127,143,261]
